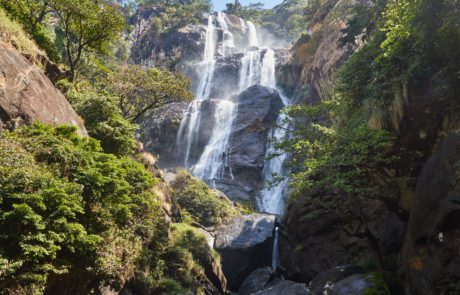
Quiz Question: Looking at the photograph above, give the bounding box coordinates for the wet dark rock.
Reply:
[328,274,380,295]
[214,214,276,292]
[280,191,405,284]
[209,55,242,99]
[0,47,86,136]
[129,6,206,68]
[216,85,283,202]
[308,265,363,294]
[251,280,312,295]
[400,132,460,294]
[139,102,188,168]
[238,267,273,295]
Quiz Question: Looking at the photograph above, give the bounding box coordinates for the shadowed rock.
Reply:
[214,213,276,291]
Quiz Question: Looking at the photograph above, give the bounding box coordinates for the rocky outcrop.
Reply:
[252,280,311,295]
[216,85,283,202]
[328,273,383,295]
[214,214,276,291]
[129,6,206,69]
[139,102,188,168]
[280,191,406,285]
[307,265,363,294]
[400,132,460,294]
[0,46,86,136]
[239,267,311,295]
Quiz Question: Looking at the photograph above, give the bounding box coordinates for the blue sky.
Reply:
[212,0,283,11]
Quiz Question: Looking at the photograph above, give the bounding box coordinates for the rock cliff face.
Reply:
[216,85,283,202]
[214,213,276,292]
[401,131,460,294]
[0,45,87,136]
[139,102,188,168]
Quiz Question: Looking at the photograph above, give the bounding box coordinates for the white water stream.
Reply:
[177,13,289,215]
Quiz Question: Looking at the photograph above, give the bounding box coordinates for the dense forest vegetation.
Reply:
[0,0,459,293]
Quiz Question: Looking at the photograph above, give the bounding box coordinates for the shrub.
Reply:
[0,123,163,292]
[172,170,237,227]
[0,9,38,57]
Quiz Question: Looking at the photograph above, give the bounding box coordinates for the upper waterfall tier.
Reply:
[140,12,291,214]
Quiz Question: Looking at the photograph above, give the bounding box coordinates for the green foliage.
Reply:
[0,8,38,57]
[68,89,137,156]
[0,138,98,292]
[50,0,125,81]
[105,64,193,122]
[160,223,219,293]
[172,170,237,227]
[1,0,125,81]
[0,123,163,292]
[283,98,397,199]
[225,0,310,40]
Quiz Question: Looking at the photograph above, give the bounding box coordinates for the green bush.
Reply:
[160,223,220,293]
[0,9,38,57]
[172,170,237,227]
[67,89,138,156]
[0,123,163,292]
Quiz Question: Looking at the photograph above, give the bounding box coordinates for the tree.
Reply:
[68,89,138,156]
[106,64,193,122]
[225,0,242,15]
[0,0,52,36]
[50,0,125,81]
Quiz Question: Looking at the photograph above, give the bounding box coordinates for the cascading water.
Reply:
[191,100,236,182]
[176,15,217,167]
[177,13,290,214]
[247,21,259,47]
[256,48,290,215]
[272,227,280,270]
[217,12,236,56]
[177,13,240,182]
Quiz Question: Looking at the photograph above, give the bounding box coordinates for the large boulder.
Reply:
[328,273,385,295]
[400,132,460,294]
[238,267,276,295]
[214,214,276,291]
[139,102,188,168]
[308,265,363,294]
[0,46,86,136]
[280,192,406,284]
[252,281,311,295]
[216,85,283,202]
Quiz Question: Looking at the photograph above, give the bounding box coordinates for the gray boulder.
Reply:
[238,267,274,295]
[0,47,87,136]
[252,281,312,295]
[139,102,188,168]
[328,274,382,295]
[308,265,363,294]
[214,214,276,291]
[216,85,283,202]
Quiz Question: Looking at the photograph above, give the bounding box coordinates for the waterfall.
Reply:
[196,15,217,101]
[191,100,236,181]
[217,12,236,56]
[177,14,290,214]
[177,15,217,166]
[247,21,259,47]
[257,49,290,215]
[239,50,261,92]
[188,13,239,182]
[272,226,280,270]
[260,49,276,88]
